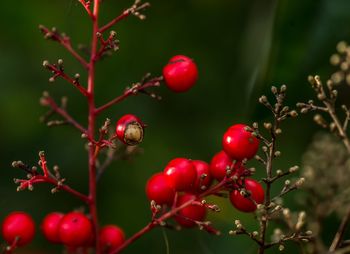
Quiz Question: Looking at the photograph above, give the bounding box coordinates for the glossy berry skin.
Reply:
[163,55,198,93]
[2,211,35,246]
[116,114,144,146]
[99,225,125,253]
[191,160,212,193]
[175,194,206,228]
[58,212,93,248]
[230,178,265,213]
[222,124,260,160]
[163,158,197,191]
[41,212,64,244]
[146,173,175,205]
[209,151,233,181]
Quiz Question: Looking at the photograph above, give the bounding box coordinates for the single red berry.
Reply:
[222,124,259,160]
[41,212,64,244]
[146,172,176,205]
[163,55,198,93]
[2,211,35,246]
[209,151,233,181]
[115,114,144,146]
[229,178,265,213]
[99,225,125,253]
[191,160,212,193]
[163,158,197,191]
[58,212,93,248]
[175,194,206,228]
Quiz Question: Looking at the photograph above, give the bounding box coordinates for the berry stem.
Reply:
[110,178,228,253]
[95,76,162,115]
[42,95,88,134]
[78,0,94,19]
[87,1,101,253]
[43,62,89,96]
[99,10,130,33]
[39,25,89,69]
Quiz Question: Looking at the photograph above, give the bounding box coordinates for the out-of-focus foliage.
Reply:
[1,0,350,253]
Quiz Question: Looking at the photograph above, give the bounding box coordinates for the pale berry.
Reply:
[116,114,144,146]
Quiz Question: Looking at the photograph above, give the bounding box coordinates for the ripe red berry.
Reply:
[146,172,176,205]
[163,158,197,191]
[175,194,206,228]
[209,151,233,181]
[58,212,93,248]
[41,212,64,244]
[163,55,198,93]
[191,160,212,193]
[116,114,144,146]
[229,178,265,213]
[2,211,35,246]
[99,225,125,253]
[222,124,259,160]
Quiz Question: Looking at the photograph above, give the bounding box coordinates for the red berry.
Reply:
[175,194,206,228]
[209,151,233,181]
[41,212,64,244]
[163,158,197,191]
[58,212,93,248]
[191,160,212,193]
[99,225,125,253]
[146,173,175,205]
[2,211,35,246]
[230,178,265,213]
[116,114,144,146]
[222,124,259,160]
[163,55,198,93]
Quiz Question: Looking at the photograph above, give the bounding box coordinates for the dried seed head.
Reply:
[289,110,298,117]
[289,165,299,173]
[275,128,282,135]
[259,95,268,104]
[271,86,277,94]
[264,122,272,130]
[42,60,50,67]
[280,85,287,92]
[330,54,341,65]
[337,41,347,53]
[295,177,305,188]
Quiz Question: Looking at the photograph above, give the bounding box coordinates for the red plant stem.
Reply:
[18,175,90,203]
[40,26,89,69]
[99,10,130,33]
[44,63,89,96]
[95,78,162,115]
[110,179,228,254]
[87,1,101,253]
[78,0,94,19]
[44,96,87,134]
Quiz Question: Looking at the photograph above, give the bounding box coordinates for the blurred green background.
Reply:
[1,0,350,253]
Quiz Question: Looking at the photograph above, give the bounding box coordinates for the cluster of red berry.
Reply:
[145,123,265,229]
[1,211,124,253]
[1,55,199,253]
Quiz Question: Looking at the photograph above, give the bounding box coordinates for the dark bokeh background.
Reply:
[1,0,350,253]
